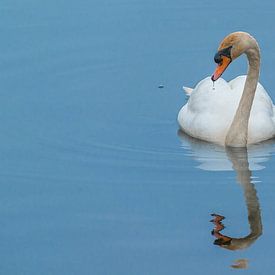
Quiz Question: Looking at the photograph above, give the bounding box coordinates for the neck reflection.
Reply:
[211,147,262,251]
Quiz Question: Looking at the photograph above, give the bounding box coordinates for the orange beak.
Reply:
[211,56,231,81]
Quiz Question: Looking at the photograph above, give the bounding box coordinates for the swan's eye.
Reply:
[214,53,223,64]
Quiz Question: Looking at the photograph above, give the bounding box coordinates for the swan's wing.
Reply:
[182,86,193,96]
[236,76,275,141]
[230,76,274,115]
[178,77,235,144]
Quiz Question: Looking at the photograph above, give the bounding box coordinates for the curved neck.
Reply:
[228,148,262,239]
[225,147,262,250]
[211,148,262,251]
[225,46,260,147]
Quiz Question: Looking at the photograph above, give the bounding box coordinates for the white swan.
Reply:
[178,32,275,147]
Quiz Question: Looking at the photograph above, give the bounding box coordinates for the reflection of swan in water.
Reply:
[178,130,275,171]
[211,147,262,251]
[178,131,275,252]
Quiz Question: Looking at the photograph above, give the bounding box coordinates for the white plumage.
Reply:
[178,76,275,145]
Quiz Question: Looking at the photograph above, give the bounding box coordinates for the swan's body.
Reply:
[178,76,275,145]
[178,31,275,147]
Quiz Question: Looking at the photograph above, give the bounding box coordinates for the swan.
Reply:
[178,31,275,147]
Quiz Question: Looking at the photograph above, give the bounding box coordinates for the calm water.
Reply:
[1,0,275,274]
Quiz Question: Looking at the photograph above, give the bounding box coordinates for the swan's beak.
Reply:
[211,56,231,81]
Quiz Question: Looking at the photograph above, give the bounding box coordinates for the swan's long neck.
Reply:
[225,43,260,147]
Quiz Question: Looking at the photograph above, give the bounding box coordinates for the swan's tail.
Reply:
[182,86,193,96]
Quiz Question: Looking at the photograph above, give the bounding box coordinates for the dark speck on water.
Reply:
[158,84,164,88]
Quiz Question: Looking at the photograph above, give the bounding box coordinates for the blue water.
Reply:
[1,0,275,274]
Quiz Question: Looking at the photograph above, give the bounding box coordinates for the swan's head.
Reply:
[211,32,258,81]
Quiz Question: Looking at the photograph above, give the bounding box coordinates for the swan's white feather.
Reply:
[182,86,193,96]
[178,76,275,145]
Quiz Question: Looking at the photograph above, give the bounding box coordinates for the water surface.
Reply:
[1,0,275,274]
